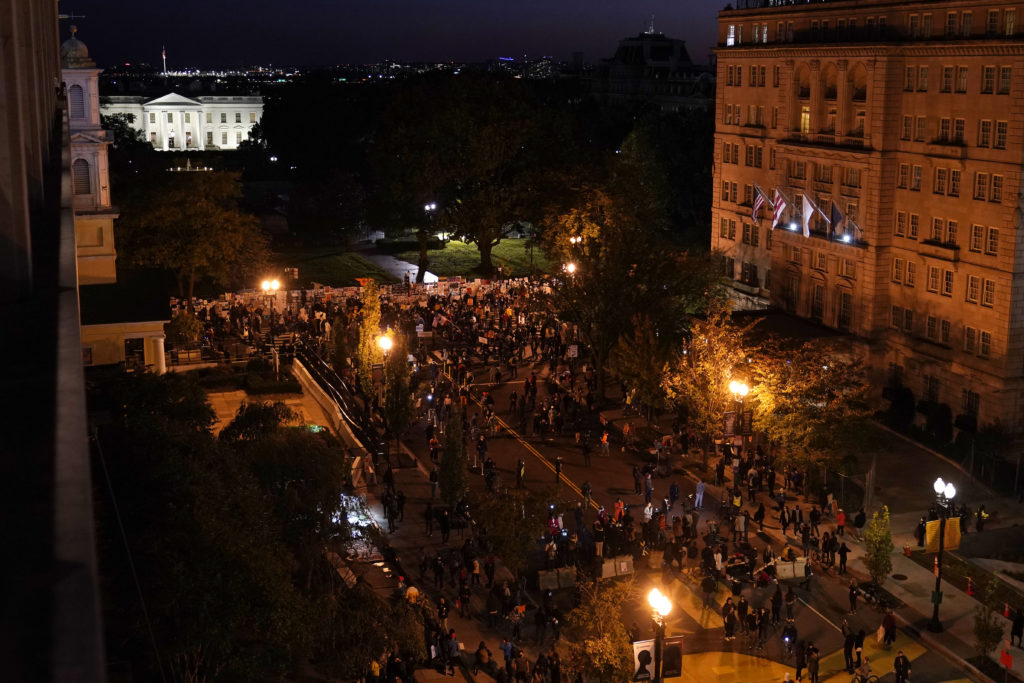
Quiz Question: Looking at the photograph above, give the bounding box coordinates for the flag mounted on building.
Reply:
[752,184,773,222]
[801,194,814,237]
[831,202,845,239]
[772,188,787,230]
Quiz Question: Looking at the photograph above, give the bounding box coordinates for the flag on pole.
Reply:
[831,202,845,238]
[801,194,814,237]
[772,188,787,230]
[752,189,765,222]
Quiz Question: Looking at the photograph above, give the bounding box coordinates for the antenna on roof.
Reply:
[646,14,656,34]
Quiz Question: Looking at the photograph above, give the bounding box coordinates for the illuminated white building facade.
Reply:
[102,92,263,151]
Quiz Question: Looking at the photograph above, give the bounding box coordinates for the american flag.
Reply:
[752,189,765,222]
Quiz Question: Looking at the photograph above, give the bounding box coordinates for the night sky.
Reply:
[68,0,721,68]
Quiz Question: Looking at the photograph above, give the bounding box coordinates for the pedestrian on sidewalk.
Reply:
[853,507,866,541]
[836,508,846,536]
[444,629,460,677]
[754,502,766,532]
[837,540,850,575]
[881,608,896,648]
[695,480,706,509]
[633,466,643,495]
[849,580,860,614]
[395,490,406,521]
[500,638,514,675]
[806,650,820,683]
[809,505,821,537]
[843,625,856,672]
[893,650,911,683]
[915,516,926,547]
[780,506,791,536]
[554,455,562,485]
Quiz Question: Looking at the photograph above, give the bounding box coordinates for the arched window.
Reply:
[72,158,91,195]
[69,84,85,119]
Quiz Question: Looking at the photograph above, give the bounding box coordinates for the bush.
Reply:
[247,357,273,373]
[244,373,302,395]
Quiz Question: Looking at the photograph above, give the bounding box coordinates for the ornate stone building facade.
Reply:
[102,92,263,151]
[712,0,1024,432]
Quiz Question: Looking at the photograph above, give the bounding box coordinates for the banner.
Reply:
[662,636,684,678]
[925,517,961,552]
[632,640,654,681]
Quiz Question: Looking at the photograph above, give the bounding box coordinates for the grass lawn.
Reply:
[270,248,398,288]
[394,238,553,278]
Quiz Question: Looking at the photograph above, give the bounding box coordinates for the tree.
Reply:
[863,505,894,586]
[542,181,723,400]
[219,400,299,443]
[439,407,469,507]
[164,310,203,350]
[973,579,1006,657]
[748,339,874,469]
[469,485,552,580]
[607,315,671,420]
[564,579,636,682]
[382,334,415,450]
[663,304,754,463]
[117,170,269,301]
[356,281,383,396]
[100,112,148,150]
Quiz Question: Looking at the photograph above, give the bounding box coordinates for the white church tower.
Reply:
[62,26,118,284]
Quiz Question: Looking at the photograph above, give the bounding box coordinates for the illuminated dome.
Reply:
[60,26,95,68]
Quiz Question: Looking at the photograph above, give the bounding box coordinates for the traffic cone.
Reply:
[967,577,975,596]
[1005,602,1011,618]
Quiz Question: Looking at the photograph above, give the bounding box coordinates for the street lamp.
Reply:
[261,278,280,331]
[565,262,577,275]
[927,476,957,633]
[377,334,393,354]
[648,588,673,683]
[728,380,749,400]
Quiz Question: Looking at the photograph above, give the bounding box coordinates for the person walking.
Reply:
[754,502,766,532]
[848,580,860,614]
[893,650,912,683]
[843,627,856,673]
[837,540,850,575]
[881,609,897,648]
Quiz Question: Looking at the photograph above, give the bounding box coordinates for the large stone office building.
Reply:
[102,92,263,151]
[711,0,1024,432]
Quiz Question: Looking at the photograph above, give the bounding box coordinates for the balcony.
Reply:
[782,132,870,151]
[919,239,960,263]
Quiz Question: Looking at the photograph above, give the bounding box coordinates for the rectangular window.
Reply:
[811,284,825,319]
[892,257,905,283]
[891,306,902,329]
[996,121,1008,148]
[906,67,916,91]
[962,11,973,36]
[946,219,958,245]
[235,112,242,123]
[720,217,729,238]
[991,175,1004,202]
[932,217,945,241]
[814,251,827,272]
[184,112,190,123]
[980,331,992,358]
[250,112,257,123]
[909,213,920,238]
[975,172,989,199]
[953,119,965,144]
[949,169,961,197]
[901,116,912,140]
[1007,8,1017,35]
[920,14,929,36]
[727,25,736,46]
[999,66,1012,94]
[939,118,951,141]
[729,220,737,239]
[941,320,951,343]
[927,315,938,340]
[966,275,980,303]
[943,269,954,296]
[988,9,1000,35]
[918,66,929,91]
[220,113,227,123]
[911,166,922,191]
[963,389,980,415]
[167,112,173,123]
[837,291,852,330]
[983,66,996,93]
[206,131,213,145]
[946,11,957,36]
[970,224,984,251]
[909,14,920,36]
[774,65,781,87]
[895,211,907,236]
[206,112,212,123]
[221,131,228,144]
[845,168,861,187]
[789,246,801,264]
[897,164,909,188]
[956,66,969,93]
[906,261,917,287]
[964,326,978,352]
[737,66,743,84]
[934,168,947,194]
[915,117,926,141]
[927,266,940,292]
[983,279,995,307]
[744,184,754,205]
[979,120,992,147]
[941,66,953,92]
[986,227,999,255]
[760,66,767,86]
[842,259,856,278]
[149,112,156,124]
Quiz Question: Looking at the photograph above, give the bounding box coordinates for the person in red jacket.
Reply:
[836,509,847,536]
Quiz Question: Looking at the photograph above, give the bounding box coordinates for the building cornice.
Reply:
[716,42,1024,58]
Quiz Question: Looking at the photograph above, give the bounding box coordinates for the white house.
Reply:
[102,92,263,151]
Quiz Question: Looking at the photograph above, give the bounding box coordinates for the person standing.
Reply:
[806,650,820,683]
[837,540,850,575]
[848,580,860,614]
[695,479,706,509]
[853,507,867,541]
[780,506,791,536]
[1012,607,1024,647]
[843,627,856,673]
[893,650,912,683]
[554,455,562,486]
[836,508,847,536]
[882,609,897,648]
[754,502,766,532]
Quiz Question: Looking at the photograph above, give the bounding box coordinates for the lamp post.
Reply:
[928,476,957,633]
[565,262,577,276]
[648,588,673,683]
[261,278,280,332]
[728,380,749,449]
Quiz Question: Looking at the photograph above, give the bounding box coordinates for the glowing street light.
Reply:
[377,334,393,353]
[728,380,749,399]
[648,588,673,683]
[261,278,281,330]
[927,476,957,633]
[565,262,577,275]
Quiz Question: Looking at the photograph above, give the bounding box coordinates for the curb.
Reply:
[894,615,997,683]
